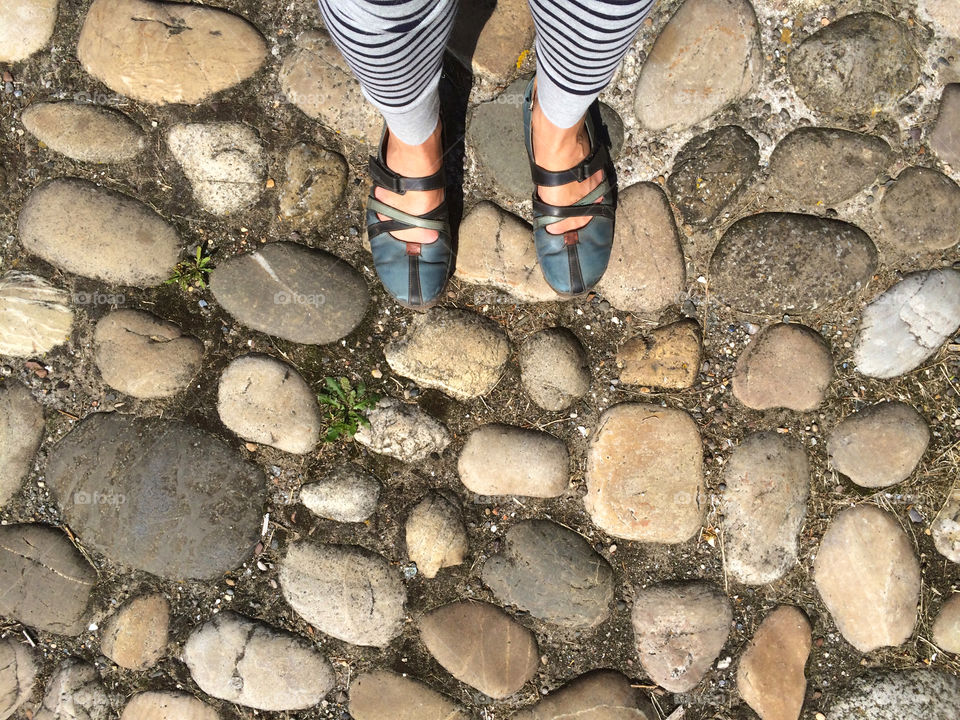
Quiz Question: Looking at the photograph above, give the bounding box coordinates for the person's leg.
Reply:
[529,0,654,233]
[317,0,456,243]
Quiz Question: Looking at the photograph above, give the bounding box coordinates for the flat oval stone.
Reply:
[519,327,591,411]
[788,13,920,117]
[481,519,614,628]
[880,167,960,252]
[0,524,97,636]
[722,432,810,585]
[354,398,451,462]
[45,412,267,580]
[814,505,920,652]
[384,308,511,401]
[458,424,569,498]
[853,269,960,379]
[828,402,930,488]
[825,670,960,720]
[121,692,219,720]
[300,464,380,523]
[35,659,110,720]
[349,670,470,720]
[737,606,811,720]
[0,272,73,358]
[100,594,170,670]
[932,485,960,563]
[183,612,334,711]
[0,382,44,507]
[634,0,762,130]
[22,103,146,163]
[585,403,704,543]
[0,637,38,719]
[93,310,202,399]
[932,594,960,654]
[405,493,468,579]
[18,178,181,287]
[0,0,57,62]
[77,0,267,105]
[709,213,877,313]
[419,601,539,699]
[279,541,406,647]
[512,670,654,720]
[930,84,960,169]
[631,582,732,693]
[210,241,369,345]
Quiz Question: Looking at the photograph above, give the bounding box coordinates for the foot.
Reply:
[530,90,604,235]
[373,121,445,244]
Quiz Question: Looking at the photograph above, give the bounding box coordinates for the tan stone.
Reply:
[519,327,591,411]
[617,319,702,389]
[349,670,470,720]
[930,85,960,170]
[922,0,960,38]
[512,670,654,719]
[405,493,468,578]
[0,0,57,62]
[448,0,534,84]
[0,383,45,508]
[737,606,811,720]
[279,143,348,227]
[121,692,219,720]
[933,594,960,654]
[0,272,73,358]
[101,594,170,670]
[0,637,38,720]
[22,103,146,163]
[458,424,569,498]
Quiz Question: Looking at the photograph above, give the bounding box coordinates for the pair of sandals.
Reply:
[366,79,616,309]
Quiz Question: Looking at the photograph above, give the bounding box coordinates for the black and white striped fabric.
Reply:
[317,0,654,143]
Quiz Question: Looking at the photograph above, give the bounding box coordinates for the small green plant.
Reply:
[166,245,214,290]
[317,376,380,441]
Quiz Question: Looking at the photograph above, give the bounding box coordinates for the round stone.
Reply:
[512,671,654,720]
[617,319,702,390]
[419,601,539,699]
[709,213,877,313]
[0,637,38,719]
[45,413,267,580]
[0,272,73,358]
[93,310,203,399]
[405,493,468,579]
[22,103,146,163]
[300,464,380,523]
[209,241,369,345]
[0,524,97,636]
[35,659,109,720]
[279,541,406,647]
[585,403,704,543]
[349,671,470,720]
[217,355,320,454]
[18,178,181,287]
[930,84,960,170]
[634,0,762,130]
[121,692,219,720]
[827,402,930,488]
[519,327,591,411]
[0,0,57,62]
[354,398,451,462]
[722,432,810,585]
[384,308,511,401]
[825,670,960,720]
[788,13,920,118]
[458,424,569,498]
[100,594,170,670]
[631,582,732,693]
[279,143,347,227]
[737,606,811,720]
[932,485,960,563]
[814,505,920,652]
[481,519,614,628]
[933,595,960,653]
[732,323,834,411]
[183,612,335,711]
[853,269,960,379]
[0,382,44,507]
[77,0,267,105]
[879,167,960,252]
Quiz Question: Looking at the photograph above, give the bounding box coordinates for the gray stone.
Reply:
[217,354,320,454]
[631,582,732,693]
[458,424,569,497]
[933,594,960,653]
[354,397,450,462]
[0,637,38,720]
[279,143,347,227]
[300,464,380,523]
[167,122,265,215]
[349,671,470,720]
[932,485,960,564]
[183,612,335,711]
[853,269,960,378]
[100,594,170,670]
[93,310,202,399]
[77,0,266,105]
[930,84,960,169]
[585,403,704,543]
[880,167,960,252]
[635,0,762,130]
[279,542,406,647]
[737,606,811,720]
[709,213,877,313]
[828,402,930,488]
[18,178,181,287]
[519,327,591,411]
[667,125,759,226]
[767,127,893,207]
[732,323,834,411]
[814,505,920,652]
[22,103,146,163]
[45,412,267,580]
[0,0,57,62]
[35,659,109,720]
[512,671,654,720]
[617,319,702,390]
[385,308,511,401]
[0,272,73,358]
[120,692,219,720]
[597,183,685,315]
[825,670,960,720]
[419,601,539,699]
[788,13,921,118]
[210,241,369,345]
[0,383,44,507]
[0,524,96,635]
[722,433,810,585]
[482,519,614,628]
[405,493,468,579]
[448,0,533,84]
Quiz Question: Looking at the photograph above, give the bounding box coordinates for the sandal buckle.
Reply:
[368,155,406,195]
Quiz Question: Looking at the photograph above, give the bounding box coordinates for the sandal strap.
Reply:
[532,178,615,230]
[530,139,610,187]
[368,197,449,238]
[368,153,445,194]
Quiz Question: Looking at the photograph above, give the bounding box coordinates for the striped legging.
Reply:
[317,0,655,145]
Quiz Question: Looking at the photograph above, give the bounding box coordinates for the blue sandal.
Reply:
[523,79,616,296]
[366,129,454,309]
